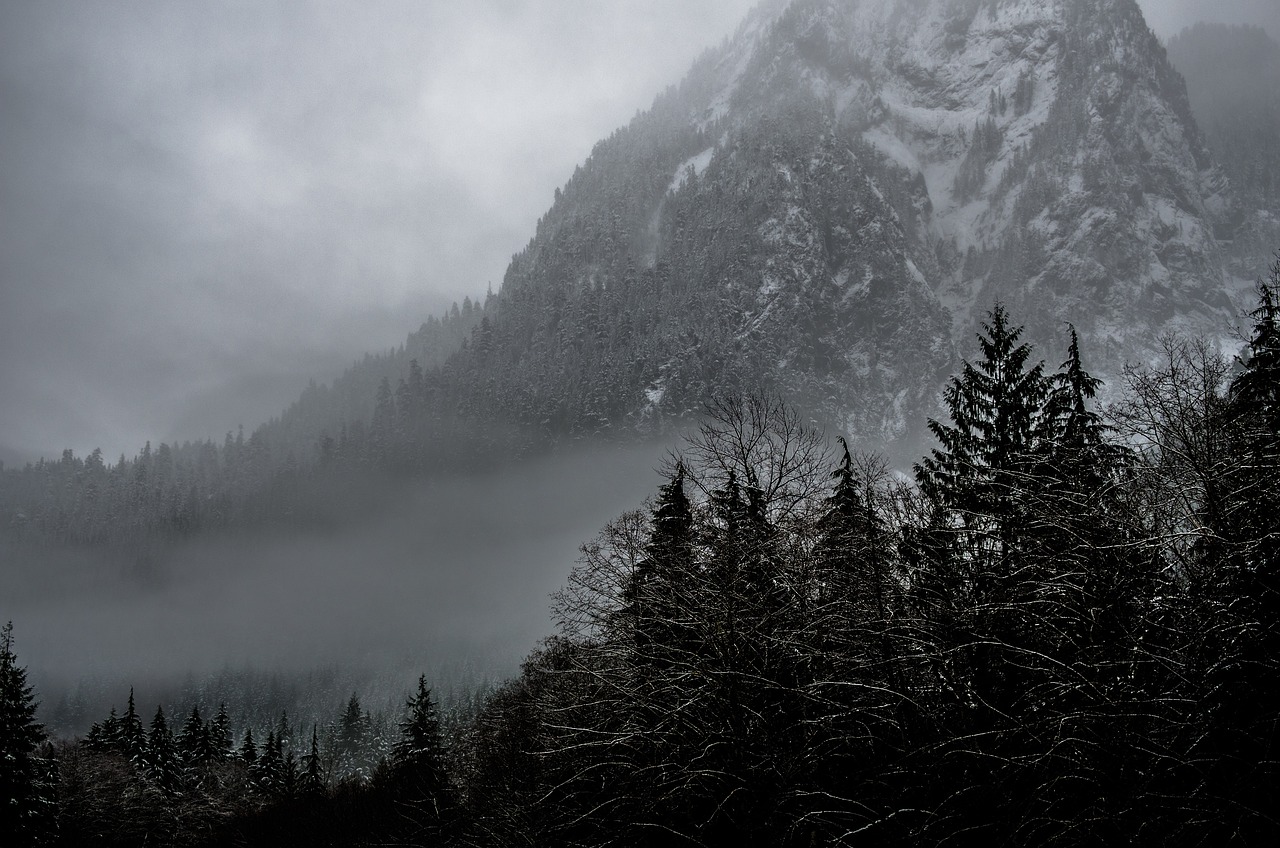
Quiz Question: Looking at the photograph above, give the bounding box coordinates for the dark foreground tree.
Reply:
[0,622,53,846]
[383,674,454,841]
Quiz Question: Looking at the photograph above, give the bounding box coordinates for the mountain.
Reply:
[3,0,1275,546]
[426,0,1259,445]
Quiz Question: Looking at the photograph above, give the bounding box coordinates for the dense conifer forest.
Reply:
[4,264,1278,846]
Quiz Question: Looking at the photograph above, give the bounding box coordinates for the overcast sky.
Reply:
[1,0,1275,465]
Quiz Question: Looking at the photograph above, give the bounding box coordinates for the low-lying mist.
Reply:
[2,441,670,733]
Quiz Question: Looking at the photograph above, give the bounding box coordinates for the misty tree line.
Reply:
[2,652,462,847]
[4,270,1277,846]
[0,297,489,548]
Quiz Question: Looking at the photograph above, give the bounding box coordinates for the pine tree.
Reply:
[629,461,694,659]
[392,675,450,809]
[816,438,882,607]
[816,438,897,673]
[300,726,325,795]
[177,704,216,785]
[281,750,300,799]
[85,707,121,753]
[1232,260,1280,435]
[208,703,232,760]
[1228,263,1280,575]
[254,730,283,796]
[275,709,292,752]
[1030,325,1141,656]
[121,688,146,768]
[1216,265,1280,835]
[0,622,49,847]
[641,462,693,582]
[335,692,371,782]
[238,727,258,766]
[1040,325,1106,454]
[916,303,1047,540]
[145,705,180,794]
[911,304,1053,834]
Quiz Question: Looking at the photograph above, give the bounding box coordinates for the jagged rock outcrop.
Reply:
[468,0,1257,445]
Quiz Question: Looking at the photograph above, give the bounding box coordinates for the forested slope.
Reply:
[7,275,1278,846]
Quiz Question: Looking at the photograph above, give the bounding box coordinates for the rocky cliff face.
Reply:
[477,0,1257,451]
[723,0,1247,365]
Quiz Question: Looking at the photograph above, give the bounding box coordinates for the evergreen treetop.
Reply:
[0,622,48,847]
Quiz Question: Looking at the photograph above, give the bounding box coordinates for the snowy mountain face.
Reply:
[725,0,1245,363]
[483,0,1257,451]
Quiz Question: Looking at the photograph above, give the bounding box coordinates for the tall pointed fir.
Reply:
[300,726,324,796]
[816,438,886,629]
[629,461,694,662]
[254,730,283,797]
[145,705,180,795]
[911,304,1048,681]
[209,703,232,761]
[336,692,370,781]
[390,675,451,824]
[0,623,50,847]
[910,304,1052,837]
[121,688,146,769]
[1228,262,1280,575]
[177,705,217,787]
[1030,325,1142,659]
[85,708,121,754]
[815,438,902,695]
[916,303,1047,543]
[238,727,258,767]
[1232,261,1280,437]
[808,441,904,831]
[1216,263,1280,838]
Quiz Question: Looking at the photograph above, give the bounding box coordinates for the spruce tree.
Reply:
[0,622,48,847]
[1031,325,1140,655]
[1228,264,1280,576]
[238,727,258,766]
[85,707,121,753]
[912,304,1050,684]
[335,693,372,782]
[177,704,216,785]
[121,688,146,768]
[629,461,694,660]
[911,304,1051,835]
[916,303,1047,539]
[392,675,450,809]
[300,726,324,795]
[1217,264,1280,835]
[254,730,283,796]
[208,703,232,760]
[640,462,693,581]
[816,438,882,611]
[145,705,180,794]
[816,438,899,679]
[1232,261,1280,436]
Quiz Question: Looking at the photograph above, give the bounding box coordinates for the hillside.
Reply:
[3,0,1275,546]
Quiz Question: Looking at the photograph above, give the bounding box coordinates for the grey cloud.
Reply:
[1137,0,1280,38]
[0,0,755,462]
[5,442,667,696]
